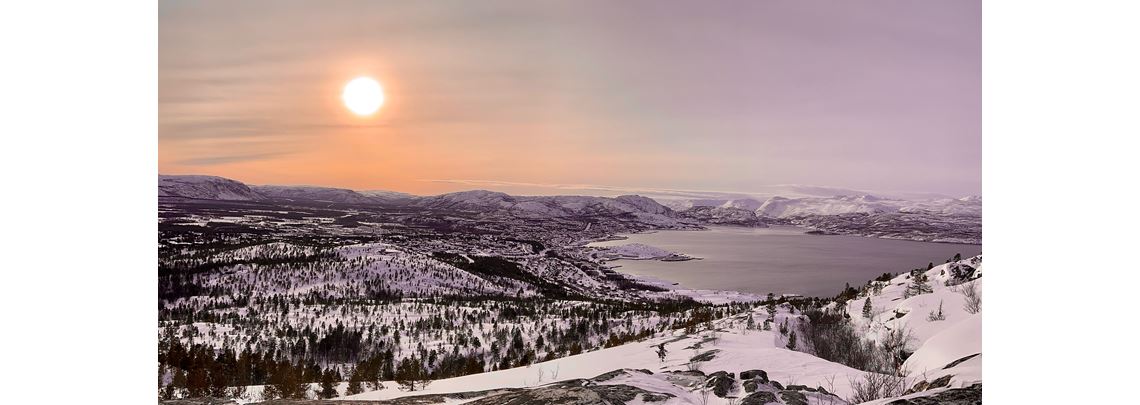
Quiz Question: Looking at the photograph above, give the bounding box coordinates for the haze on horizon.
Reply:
[160,0,980,198]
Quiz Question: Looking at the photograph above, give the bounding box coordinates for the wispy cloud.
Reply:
[423,179,849,200]
[176,151,294,166]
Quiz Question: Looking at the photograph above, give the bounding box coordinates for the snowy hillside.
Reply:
[341,303,867,405]
[321,252,984,405]
[755,195,981,219]
[836,255,984,397]
[158,174,265,201]
[251,185,378,204]
[416,190,684,225]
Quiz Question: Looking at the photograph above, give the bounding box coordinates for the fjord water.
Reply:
[588,226,982,297]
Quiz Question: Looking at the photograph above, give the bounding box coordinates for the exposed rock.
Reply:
[740,369,769,383]
[592,368,652,382]
[929,374,954,389]
[779,390,808,405]
[887,383,982,405]
[464,379,675,404]
[159,398,238,405]
[942,353,981,370]
[740,391,779,405]
[689,349,721,363]
[705,371,737,397]
[663,370,706,390]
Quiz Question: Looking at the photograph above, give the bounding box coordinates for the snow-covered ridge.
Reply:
[158,175,265,201]
[756,195,980,218]
[666,194,980,219]
[251,185,377,204]
[159,175,681,223]
[416,190,678,219]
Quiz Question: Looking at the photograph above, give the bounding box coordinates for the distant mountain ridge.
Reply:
[158,174,680,223]
[158,174,980,231]
[158,175,265,201]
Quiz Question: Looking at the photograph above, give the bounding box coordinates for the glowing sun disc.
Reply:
[342,77,384,116]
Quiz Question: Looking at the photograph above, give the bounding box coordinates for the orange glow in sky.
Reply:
[159,1,981,197]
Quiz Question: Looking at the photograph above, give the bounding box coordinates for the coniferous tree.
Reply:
[395,356,430,391]
[345,369,364,396]
[187,367,210,397]
[765,293,777,324]
[171,368,188,399]
[786,331,797,350]
[318,369,339,399]
[905,272,933,298]
[862,297,873,319]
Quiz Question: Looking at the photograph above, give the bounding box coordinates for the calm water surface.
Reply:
[588,226,982,297]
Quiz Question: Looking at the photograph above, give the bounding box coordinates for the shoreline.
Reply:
[582,224,981,301]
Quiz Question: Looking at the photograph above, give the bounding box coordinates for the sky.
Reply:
[159,0,981,197]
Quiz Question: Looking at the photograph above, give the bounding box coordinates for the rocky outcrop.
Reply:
[887,383,982,405]
[740,369,769,383]
[741,391,779,405]
[465,379,674,404]
[159,398,238,405]
[704,370,737,397]
[779,390,808,405]
[689,349,720,362]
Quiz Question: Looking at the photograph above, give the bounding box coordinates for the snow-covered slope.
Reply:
[251,185,376,204]
[720,198,764,211]
[417,190,682,223]
[838,255,984,392]
[158,175,264,201]
[755,195,981,219]
[342,304,868,404]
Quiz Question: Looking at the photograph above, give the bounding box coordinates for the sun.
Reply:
[342,77,385,116]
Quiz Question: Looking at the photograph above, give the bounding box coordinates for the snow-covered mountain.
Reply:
[158,175,264,201]
[157,175,979,242]
[416,190,680,221]
[251,185,377,204]
[160,175,686,227]
[676,206,767,226]
[720,198,765,211]
[359,189,418,202]
[753,195,981,219]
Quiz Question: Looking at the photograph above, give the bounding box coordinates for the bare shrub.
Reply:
[926,300,946,321]
[699,387,712,405]
[960,281,981,314]
[803,308,887,371]
[847,371,909,403]
[881,325,915,369]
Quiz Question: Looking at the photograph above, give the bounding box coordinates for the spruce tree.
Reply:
[319,369,338,399]
[862,297,872,319]
[171,368,188,399]
[345,369,364,396]
[905,272,933,298]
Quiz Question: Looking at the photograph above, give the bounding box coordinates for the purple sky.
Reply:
[160,1,980,197]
